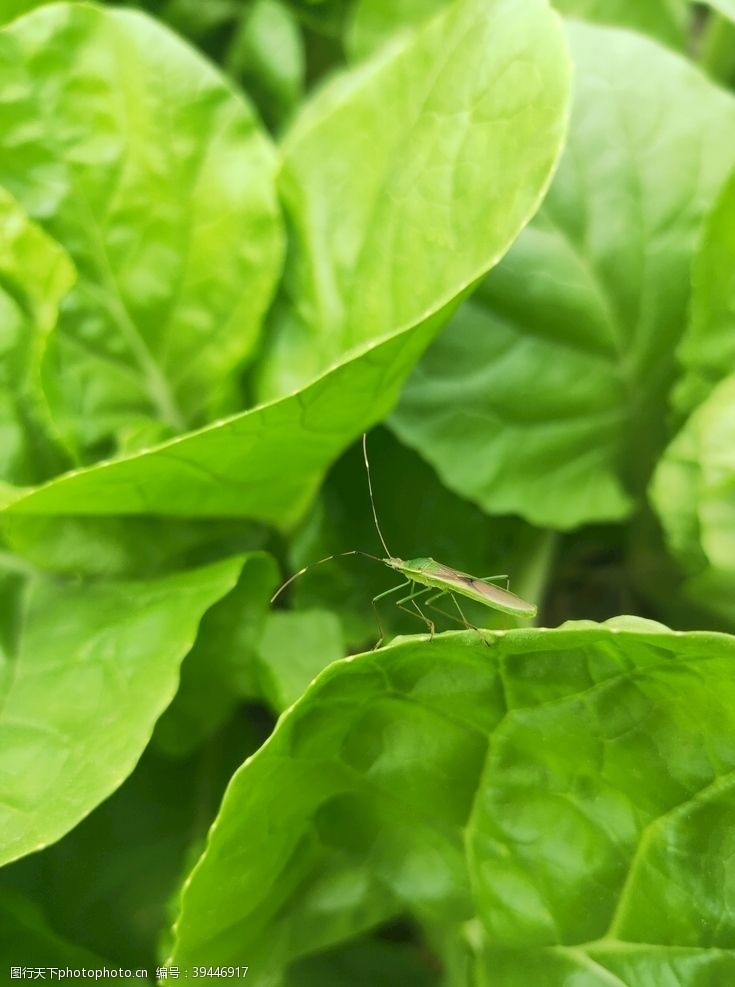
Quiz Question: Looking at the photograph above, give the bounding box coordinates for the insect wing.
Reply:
[429,562,537,618]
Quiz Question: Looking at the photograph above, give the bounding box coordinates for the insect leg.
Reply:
[479,573,509,588]
[422,590,467,628]
[371,580,410,650]
[373,579,411,602]
[395,599,434,640]
[448,593,490,647]
[422,590,490,645]
[394,585,432,606]
[393,585,435,639]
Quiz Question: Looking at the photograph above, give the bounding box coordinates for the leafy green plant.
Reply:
[1,0,735,984]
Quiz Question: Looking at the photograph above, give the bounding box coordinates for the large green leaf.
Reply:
[650,373,735,625]
[392,21,735,530]
[346,0,688,62]
[0,734,259,970]
[0,319,451,524]
[0,0,570,525]
[676,170,735,415]
[0,188,74,485]
[170,619,735,983]
[0,554,244,866]
[0,2,282,453]
[0,513,270,579]
[256,0,571,399]
[346,0,443,62]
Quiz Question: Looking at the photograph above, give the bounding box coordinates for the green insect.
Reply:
[272,434,537,644]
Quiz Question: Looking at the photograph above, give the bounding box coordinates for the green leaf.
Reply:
[676,170,735,415]
[257,608,344,711]
[705,0,735,22]
[282,0,346,36]
[0,514,270,579]
[0,2,282,452]
[346,0,688,63]
[0,554,244,866]
[0,188,74,484]
[346,0,444,65]
[256,0,571,399]
[392,21,735,530]
[0,0,50,27]
[0,735,259,970]
[698,6,735,88]
[159,0,242,40]
[650,373,735,624]
[170,619,735,982]
[475,942,735,985]
[554,0,688,45]
[154,551,279,756]
[0,0,570,526]
[0,889,141,982]
[0,317,451,524]
[226,0,305,132]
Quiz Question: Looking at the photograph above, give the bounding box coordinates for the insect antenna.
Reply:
[362,432,393,558]
[271,549,382,604]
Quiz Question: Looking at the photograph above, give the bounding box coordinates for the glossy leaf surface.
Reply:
[0,2,282,451]
[0,555,243,866]
[392,21,735,529]
[257,0,571,399]
[0,189,74,484]
[0,0,570,525]
[651,374,735,625]
[172,619,735,982]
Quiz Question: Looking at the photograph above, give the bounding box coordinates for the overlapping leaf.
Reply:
[555,0,688,43]
[0,0,50,26]
[0,0,570,525]
[227,0,304,132]
[347,0,688,62]
[0,2,283,453]
[706,0,735,21]
[258,0,570,401]
[171,619,735,983]
[256,608,344,711]
[651,374,735,625]
[0,555,244,866]
[676,170,735,415]
[0,189,74,484]
[392,21,735,529]
[154,552,279,756]
[0,737,259,970]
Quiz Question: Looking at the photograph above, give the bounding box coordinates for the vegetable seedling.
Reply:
[272,435,537,644]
